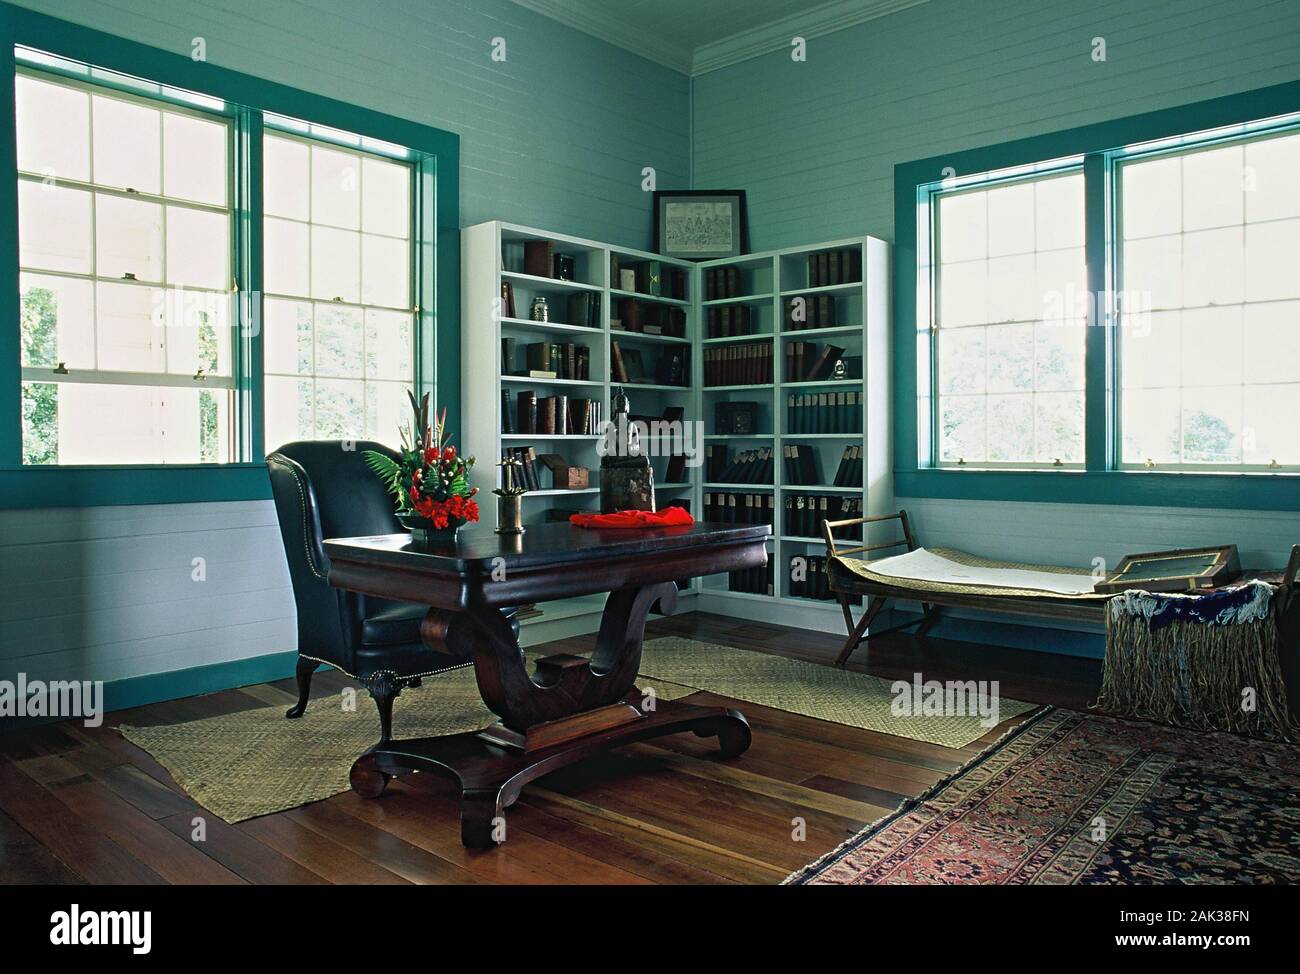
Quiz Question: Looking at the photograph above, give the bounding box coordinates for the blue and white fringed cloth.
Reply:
[1099,581,1298,742]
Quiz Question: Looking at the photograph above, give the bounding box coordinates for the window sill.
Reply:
[895,467,1300,512]
[0,463,272,509]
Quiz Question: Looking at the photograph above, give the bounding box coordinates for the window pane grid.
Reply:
[932,170,1087,468]
[1118,128,1300,471]
[17,69,235,464]
[262,131,413,451]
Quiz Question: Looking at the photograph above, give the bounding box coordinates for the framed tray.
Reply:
[1093,545,1241,595]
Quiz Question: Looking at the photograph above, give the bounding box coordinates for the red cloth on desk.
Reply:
[569,508,695,529]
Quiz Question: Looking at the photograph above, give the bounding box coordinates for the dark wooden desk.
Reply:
[323,521,771,847]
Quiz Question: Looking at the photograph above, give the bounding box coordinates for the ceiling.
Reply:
[511,0,929,76]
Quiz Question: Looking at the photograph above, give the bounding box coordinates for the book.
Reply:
[523,240,553,278]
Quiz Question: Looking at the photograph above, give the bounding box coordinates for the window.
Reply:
[261,131,414,451]
[16,69,234,464]
[932,170,1087,468]
[1118,129,1300,471]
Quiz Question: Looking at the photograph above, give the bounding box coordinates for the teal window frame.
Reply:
[895,78,1300,511]
[0,5,459,509]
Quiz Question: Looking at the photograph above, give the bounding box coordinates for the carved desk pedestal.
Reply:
[324,522,770,847]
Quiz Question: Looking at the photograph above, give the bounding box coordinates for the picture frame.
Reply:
[1092,545,1242,595]
[652,189,749,261]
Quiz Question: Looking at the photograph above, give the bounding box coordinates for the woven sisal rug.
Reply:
[786,708,1300,884]
[121,636,1034,823]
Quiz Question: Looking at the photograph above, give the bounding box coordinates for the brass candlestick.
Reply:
[495,456,527,535]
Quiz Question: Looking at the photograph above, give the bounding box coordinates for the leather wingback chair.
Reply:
[266,440,516,741]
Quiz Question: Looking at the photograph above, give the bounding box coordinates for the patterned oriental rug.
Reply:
[120,637,1035,823]
[785,708,1300,885]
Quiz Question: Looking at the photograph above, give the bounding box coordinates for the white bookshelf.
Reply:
[462,224,890,640]
[693,237,892,634]
[461,221,700,643]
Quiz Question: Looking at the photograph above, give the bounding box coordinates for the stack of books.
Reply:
[728,560,773,596]
[506,393,601,435]
[703,265,746,300]
[784,494,863,539]
[786,555,859,603]
[565,292,601,328]
[832,445,863,487]
[782,444,821,486]
[806,248,862,287]
[784,294,838,331]
[703,491,774,526]
[705,304,756,338]
[784,341,844,382]
[502,340,591,380]
[502,446,542,490]
[704,342,773,386]
[615,298,687,337]
[705,446,773,484]
[786,392,862,434]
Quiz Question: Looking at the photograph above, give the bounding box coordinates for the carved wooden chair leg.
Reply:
[285,656,319,719]
[361,671,404,744]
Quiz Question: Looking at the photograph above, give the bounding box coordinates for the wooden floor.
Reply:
[0,612,1100,885]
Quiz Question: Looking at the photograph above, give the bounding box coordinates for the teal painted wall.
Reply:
[1,0,688,700]
[11,0,690,245]
[693,0,1300,247]
[692,0,1300,645]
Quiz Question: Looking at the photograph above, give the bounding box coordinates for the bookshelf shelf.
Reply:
[702,293,773,306]
[609,288,689,307]
[466,223,889,638]
[502,270,602,293]
[779,325,862,338]
[501,375,603,388]
[779,282,861,298]
[498,316,600,336]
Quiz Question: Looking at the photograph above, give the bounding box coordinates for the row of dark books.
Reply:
[728,562,773,597]
[703,491,775,526]
[832,445,864,487]
[787,392,862,434]
[502,339,591,380]
[788,555,861,604]
[501,446,544,492]
[705,446,773,485]
[785,494,863,540]
[610,255,687,301]
[703,265,748,301]
[785,341,844,382]
[807,248,862,288]
[610,341,688,386]
[784,294,838,331]
[705,303,757,339]
[616,298,687,337]
[782,444,822,486]
[506,392,602,435]
[704,342,773,386]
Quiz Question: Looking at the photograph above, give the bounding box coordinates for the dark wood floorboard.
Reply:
[0,612,1100,884]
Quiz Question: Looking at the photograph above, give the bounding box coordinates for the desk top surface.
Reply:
[323,521,772,575]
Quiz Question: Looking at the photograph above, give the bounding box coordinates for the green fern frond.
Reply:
[362,450,404,505]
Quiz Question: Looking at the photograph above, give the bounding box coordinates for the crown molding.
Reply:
[511,0,928,78]
[510,0,695,74]
[691,0,929,76]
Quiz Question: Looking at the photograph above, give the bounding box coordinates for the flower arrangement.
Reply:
[364,391,479,536]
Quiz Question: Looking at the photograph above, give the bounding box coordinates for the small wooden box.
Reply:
[538,454,589,490]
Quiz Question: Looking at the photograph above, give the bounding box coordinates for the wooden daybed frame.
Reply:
[820,509,1300,670]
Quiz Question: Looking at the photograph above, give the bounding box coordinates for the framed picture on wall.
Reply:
[652,189,749,260]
